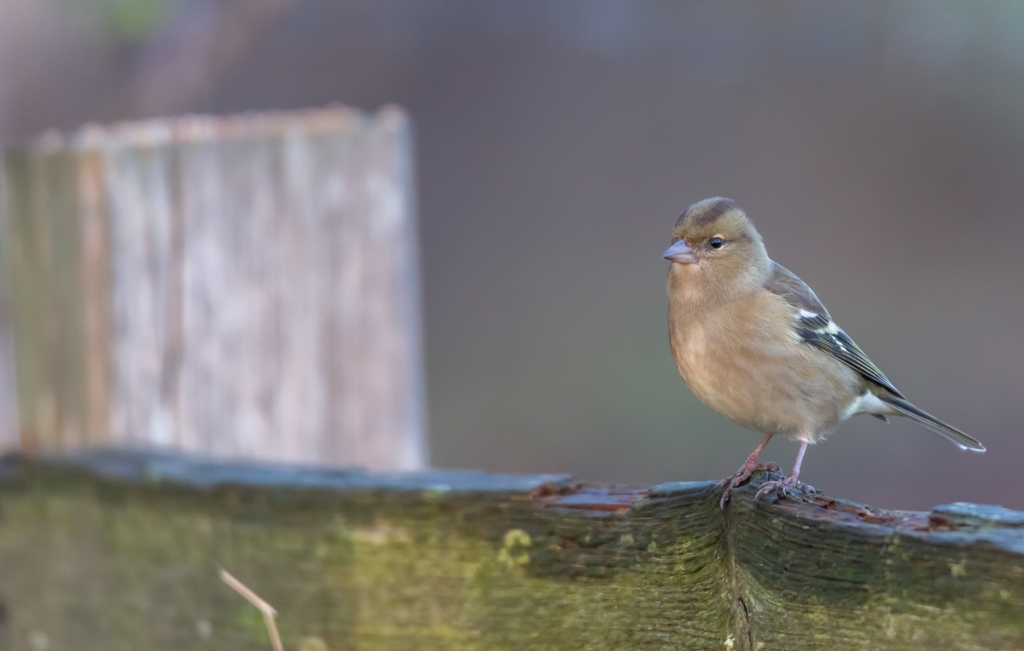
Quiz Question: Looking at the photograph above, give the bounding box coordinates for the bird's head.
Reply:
[664,197,771,300]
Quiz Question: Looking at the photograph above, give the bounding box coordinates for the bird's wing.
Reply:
[765,262,905,399]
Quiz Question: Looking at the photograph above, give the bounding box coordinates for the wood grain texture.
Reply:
[0,449,1020,651]
[2,108,426,470]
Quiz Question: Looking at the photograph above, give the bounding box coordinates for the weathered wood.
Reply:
[2,108,426,470]
[0,450,1020,651]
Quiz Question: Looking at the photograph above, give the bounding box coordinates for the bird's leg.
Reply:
[718,432,775,507]
[756,440,816,500]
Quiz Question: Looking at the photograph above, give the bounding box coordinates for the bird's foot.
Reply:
[755,475,816,503]
[717,460,781,508]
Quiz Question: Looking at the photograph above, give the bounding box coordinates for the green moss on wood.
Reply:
[0,451,1021,650]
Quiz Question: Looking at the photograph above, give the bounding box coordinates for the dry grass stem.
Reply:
[219,567,285,651]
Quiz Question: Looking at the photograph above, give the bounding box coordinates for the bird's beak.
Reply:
[663,240,698,265]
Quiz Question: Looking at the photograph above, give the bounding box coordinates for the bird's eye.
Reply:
[709,237,724,249]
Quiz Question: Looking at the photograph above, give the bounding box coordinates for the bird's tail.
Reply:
[877,395,985,452]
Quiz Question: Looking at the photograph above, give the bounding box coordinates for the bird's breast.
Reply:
[669,319,733,414]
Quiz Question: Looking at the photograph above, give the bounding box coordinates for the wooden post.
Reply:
[1,107,426,470]
[0,450,1021,650]
[0,47,13,452]
[0,173,15,452]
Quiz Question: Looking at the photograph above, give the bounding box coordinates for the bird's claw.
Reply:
[718,461,778,508]
[755,476,816,502]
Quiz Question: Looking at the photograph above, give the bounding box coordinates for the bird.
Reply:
[663,197,985,506]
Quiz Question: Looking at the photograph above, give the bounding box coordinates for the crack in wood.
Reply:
[724,493,754,651]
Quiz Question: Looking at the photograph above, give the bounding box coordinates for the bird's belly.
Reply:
[673,325,853,439]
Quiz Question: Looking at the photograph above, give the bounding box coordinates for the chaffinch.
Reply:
[663,197,984,505]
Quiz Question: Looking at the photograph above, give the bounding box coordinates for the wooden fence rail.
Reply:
[0,449,1020,650]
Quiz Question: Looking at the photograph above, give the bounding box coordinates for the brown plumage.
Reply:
[664,197,984,505]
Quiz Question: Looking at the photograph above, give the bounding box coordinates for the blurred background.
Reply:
[1,0,1022,510]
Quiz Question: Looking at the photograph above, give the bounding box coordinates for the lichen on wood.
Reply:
[0,449,1021,651]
